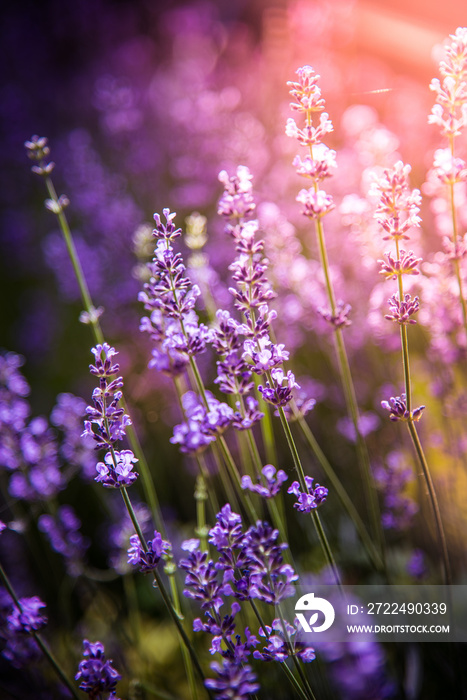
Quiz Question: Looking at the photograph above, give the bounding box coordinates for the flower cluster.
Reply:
[127,530,169,573]
[170,390,234,454]
[83,344,138,487]
[75,639,122,699]
[214,167,304,410]
[371,162,422,242]
[139,209,208,377]
[2,595,47,669]
[286,66,335,214]
[381,394,425,422]
[254,618,315,664]
[0,352,64,501]
[287,476,328,512]
[429,28,467,138]
[241,465,288,499]
[179,505,303,697]
[95,449,139,488]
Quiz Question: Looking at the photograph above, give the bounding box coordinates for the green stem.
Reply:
[277,407,341,586]
[249,600,311,700]
[394,242,451,585]
[43,175,164,536]
[120,488,210,694]
[407,421,452,585]
[447,136,467,341]
[296,415,384,571]
[0,561,80,700]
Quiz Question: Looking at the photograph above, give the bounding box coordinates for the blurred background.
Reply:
[1,1,467,698]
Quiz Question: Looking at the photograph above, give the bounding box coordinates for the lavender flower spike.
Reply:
[95,449,139,488]
[127,530,169,573]
[288,476,328,513]
[381,393,425,422]
[241,465,288,499]
[75,639,122,697]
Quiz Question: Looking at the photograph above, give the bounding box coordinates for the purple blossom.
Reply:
[254,618,315,664]
[370,161,421,241]
[139,209,208,376]
[296,188,335,219]
[83,344,132,451]
[242,337,289,374]
[127,530,169,573]
[205,657,260,700]
[385,293,420,324]
[6,596,47,634]
[258,368,300,407]
[95,449,139,488]
[75,639,122,696]
[232,396,264,431]
[379,250,422,280]
[171,391,234,455]
[242,521,298,605]
[317,300,352,329]
[241,465,288,499]
[381,393,425,422]
[287,476,328,512]
[407,549,427,579]
[179,540,224,613]
[217,166,256,223]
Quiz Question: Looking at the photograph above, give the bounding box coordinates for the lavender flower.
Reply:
[95,449,139,488]
[381,394,425,422]
[385,293,420,325]
[127,530,169,573]
[287,476,328,513]
[370,161,421,241]
[241,465,288,499]
[171,391,234,455]
[75,639,122,697]
[205,657,260,700]
[139,209,208,377]
[179,539,224,613]
[0,351,65,500]
[242,521,298,605]
[258,368,300,407]
[254,618,315,664]
[6,596,47,634]
[82,343,132,451]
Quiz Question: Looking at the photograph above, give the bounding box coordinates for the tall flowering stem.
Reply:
[373,162,452,585]
[286,67,384,557]
[216,167,340,579]
[0,559,80,700]
[429,28,467,341]
[24,136,164,535]
[140,208,259,524]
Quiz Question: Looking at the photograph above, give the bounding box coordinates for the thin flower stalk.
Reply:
[248,600,311,700]
[286,68,384,557]
[121,485,210,696]
[0,560,81,700]
[25,136,164,535]
[429,28,467,340]
[295,412,384,571]
[373,161,452,585]
[277,406,341,587]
